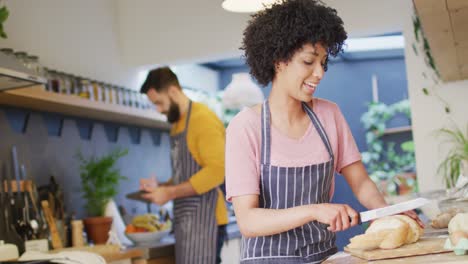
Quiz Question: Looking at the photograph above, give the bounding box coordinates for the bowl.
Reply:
[125,230,170,246]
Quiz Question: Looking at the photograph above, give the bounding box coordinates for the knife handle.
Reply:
[348,216,362,225]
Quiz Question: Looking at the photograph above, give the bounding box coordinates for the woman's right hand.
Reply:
[139,175,159,192]
[312,203,359,232]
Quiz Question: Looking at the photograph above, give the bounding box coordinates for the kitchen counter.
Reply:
[324,251,468,263]
[131,220,241,260]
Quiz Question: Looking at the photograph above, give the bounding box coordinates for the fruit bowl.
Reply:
[125,230,171,246]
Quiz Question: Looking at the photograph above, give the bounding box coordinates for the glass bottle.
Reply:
[117,87,125,106]
[111,85,118,104]
[91,81,102,102]
[48,70,60,93]
[58,72,71,94]
[79,79,91,99]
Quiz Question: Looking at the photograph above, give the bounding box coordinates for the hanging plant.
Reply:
[0,2,9,39]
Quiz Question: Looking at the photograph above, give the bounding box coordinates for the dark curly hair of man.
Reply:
[241,0,347,86]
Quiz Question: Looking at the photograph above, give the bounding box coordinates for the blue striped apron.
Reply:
[171,101,218,264]
[240,100,337,264]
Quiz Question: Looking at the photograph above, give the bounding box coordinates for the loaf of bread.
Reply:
[347,215,423,250]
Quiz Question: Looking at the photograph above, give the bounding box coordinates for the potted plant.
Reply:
[77,148,128,244]
[437,124,468,189]
[360,99,417,196]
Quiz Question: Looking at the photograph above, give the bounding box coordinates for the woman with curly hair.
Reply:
[225,0,422,263]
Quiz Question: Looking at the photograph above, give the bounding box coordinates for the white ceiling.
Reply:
[115,0,409,66]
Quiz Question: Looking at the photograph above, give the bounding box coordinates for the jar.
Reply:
[58,72,71,94]
[71,220,85,247]
[0,48,15,60]
[13,51,28,68]
[26,55,45,76]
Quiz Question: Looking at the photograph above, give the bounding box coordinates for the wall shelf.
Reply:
[0,85,170,131]
[383,125,412,135]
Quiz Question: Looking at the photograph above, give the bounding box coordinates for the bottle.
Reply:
[58,72,71,94]
[79,79,91,99]
[48,70,60,93]
[91,81,102,102]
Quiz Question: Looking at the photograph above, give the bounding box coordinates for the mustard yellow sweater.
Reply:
[171,102,228,226]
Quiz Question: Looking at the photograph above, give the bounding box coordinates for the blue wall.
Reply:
[217,55,410,250]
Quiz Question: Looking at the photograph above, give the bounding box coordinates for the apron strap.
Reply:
[261,100,272,165]
[183,100,193,134]
[302,102,334,160]
[260,100,335,165]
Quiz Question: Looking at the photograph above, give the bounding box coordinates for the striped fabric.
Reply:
[240,100,337,263]
[171,101,218,264]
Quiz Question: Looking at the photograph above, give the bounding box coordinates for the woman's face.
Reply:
[274,42,328,102]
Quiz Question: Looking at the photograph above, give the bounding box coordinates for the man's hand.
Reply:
[142,186,174,206]
[140,175,158,190]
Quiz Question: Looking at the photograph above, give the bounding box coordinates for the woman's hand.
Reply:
[312,203,359,232]
[400,210,425,228]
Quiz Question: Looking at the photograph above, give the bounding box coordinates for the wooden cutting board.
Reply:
[344,237,451,261]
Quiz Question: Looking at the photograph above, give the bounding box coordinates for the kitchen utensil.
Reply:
[125,230,170,246]
[41,200,63,249]
[359,198,430,223]
[3,162,25,253]
[20,165,39,238]
[11,146,29,240]
[126,190,150,203]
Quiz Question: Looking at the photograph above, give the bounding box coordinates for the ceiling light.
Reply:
[221,0,279,13]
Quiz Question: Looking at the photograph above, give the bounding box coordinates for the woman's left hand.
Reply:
[400,210,425,228]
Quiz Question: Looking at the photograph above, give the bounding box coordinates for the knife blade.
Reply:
[359,197,430,223]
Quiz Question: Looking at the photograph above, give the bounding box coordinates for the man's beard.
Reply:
[166,99,181,123]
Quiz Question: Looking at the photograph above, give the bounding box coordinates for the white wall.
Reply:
[402,0,468,192]
[2,0,143,88]
[171,64,219,93]
[115,0,410,66]
[3,0,412,89]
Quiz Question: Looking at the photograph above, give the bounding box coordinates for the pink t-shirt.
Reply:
[225,98,362,202]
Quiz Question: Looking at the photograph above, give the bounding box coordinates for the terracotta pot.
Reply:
[83,216,113,244]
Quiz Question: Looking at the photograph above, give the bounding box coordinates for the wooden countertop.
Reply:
[324,251,468,263]
[50,244,144,262]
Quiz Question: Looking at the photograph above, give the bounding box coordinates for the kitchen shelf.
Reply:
[383,125,412,135]
[0,85,170,131]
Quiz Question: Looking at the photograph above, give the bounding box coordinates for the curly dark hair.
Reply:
[241,0,347,86]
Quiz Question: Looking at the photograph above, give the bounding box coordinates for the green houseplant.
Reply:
[77,148,128,244]
[436,124,468,189]
[361,99,417,196]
